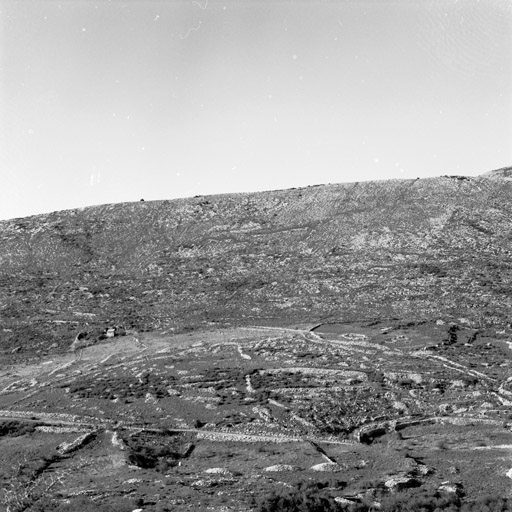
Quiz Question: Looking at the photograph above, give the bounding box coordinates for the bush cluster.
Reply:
[380,489,512,512]
[194,367,246,389]
[251,371,321,389]
[380,487,460,511]
[253,485,512,512]
[252,488,343,512]
[127,444,181,471]
[30,496,134,512]
[66,372,176,400]
[120,431,193,472]
[0,420,38,437]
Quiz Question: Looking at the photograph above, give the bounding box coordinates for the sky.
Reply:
[1,0,511,220]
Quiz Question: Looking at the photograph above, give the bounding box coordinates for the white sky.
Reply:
[1,0,511,220]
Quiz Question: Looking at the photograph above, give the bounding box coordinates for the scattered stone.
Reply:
[264,464,298,472]
[205,467,233,476]
[392,401,408,413]
[390,335,409,343]
[111,431,127,450]
[340,333,368,340]
[57,431,96,455]
[438,403,453,414]
[384,476,421,492]
[145,392,157,404]
[191,479,209,487]
[36,426,89,434]
[438,481,464,496]
[310,462,344,472]
[334,497,357,506]
[415,465,433,477]
[450,380,467,389]
[384,372,422,384]
[124,479,143,484]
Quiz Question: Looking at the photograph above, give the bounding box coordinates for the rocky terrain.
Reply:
[1,167,512,511]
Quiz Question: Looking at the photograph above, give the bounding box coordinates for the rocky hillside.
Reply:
[1,168,512,359]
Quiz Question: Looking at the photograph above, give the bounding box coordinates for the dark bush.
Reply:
[444,325,459,345]
[461,494,512,512]
[252,488,343,512]
[380,490,512,512]
[0,420,38,437]
[65,373,176,400]
[122,431,189,472]
[252,485,512,512]
[32,496,134,512]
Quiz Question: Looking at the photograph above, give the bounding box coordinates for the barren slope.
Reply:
[2,172,512,360]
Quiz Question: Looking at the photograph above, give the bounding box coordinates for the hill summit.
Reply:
[478,165,512,180]
[1,168,512,359]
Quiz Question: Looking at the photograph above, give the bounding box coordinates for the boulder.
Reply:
[264,464,298,472]
[438,481,464,496]
[384,476,421,492]
[310,462,345,472]
[334,497,358,506]
[205,467,232,476]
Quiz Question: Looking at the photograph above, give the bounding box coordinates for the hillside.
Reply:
[1,171,512,360]
[2,169,512,511]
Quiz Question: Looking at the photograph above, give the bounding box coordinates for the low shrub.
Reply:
[461,494,512,512]
[0,420,39,437]
[380,487,460,511]
[252,488,343,512]
[252,485,512,512]
[31,496,134,511]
